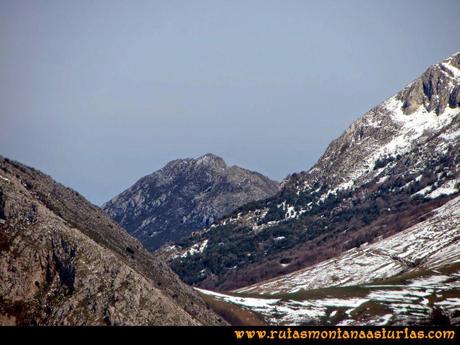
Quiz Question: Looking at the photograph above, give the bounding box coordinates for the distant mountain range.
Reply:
[161,51,460,324]
[103,153,279,251]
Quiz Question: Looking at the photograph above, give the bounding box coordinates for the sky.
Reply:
[1,0,459,205]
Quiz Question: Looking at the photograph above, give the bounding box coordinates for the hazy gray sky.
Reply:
[1,0,459,205]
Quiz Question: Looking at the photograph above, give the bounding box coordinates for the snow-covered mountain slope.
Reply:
[103,153,278,251]
[197,268,460,326]
[168,52,460,291]
[236,195,460,295]
[285,52,460,203]
[197,196,460,325]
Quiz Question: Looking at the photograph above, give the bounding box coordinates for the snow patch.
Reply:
[181,239,208,258]
[237,195,460,295]
[426,179,459,199]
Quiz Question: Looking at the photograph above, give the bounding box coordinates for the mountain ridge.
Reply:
[103,153,279,251]
[0,155,226,325]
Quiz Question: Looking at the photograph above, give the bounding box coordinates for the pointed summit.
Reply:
[103,154,278,250]
[195,153,227,169]
[398,51,460,115]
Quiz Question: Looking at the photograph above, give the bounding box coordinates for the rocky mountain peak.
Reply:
[196,153,227,167]
[398,52,460,115]
[160,154,227,179]
[103,154,279,251]
[289,51,460,198]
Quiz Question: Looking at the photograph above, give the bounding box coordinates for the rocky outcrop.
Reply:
[449,85,460,107]
[0,157,226,325]
[103,153,279,251]
[399,53,460,115]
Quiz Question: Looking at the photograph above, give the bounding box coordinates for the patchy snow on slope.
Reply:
[181,239,208,258]
[376,97,458,164]
[377,175,389,184]
[425,241,460,267]
[440,128,460,141]
[198,269,460,326]
[312,70,459,202]
[442,57,460,79]
[436,298,460,308]
[236,195,460,295]
[196,288,368,325]
[426,179,459,199]
[413,185,432,197]
[276,201,307,220]
[408,274,454,288]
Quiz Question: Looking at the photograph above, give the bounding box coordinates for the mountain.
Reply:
[0,156,226,325]
[198,194,460,325]
[236,194,460,295]
[167,52,460,292]
[103,153,279,251]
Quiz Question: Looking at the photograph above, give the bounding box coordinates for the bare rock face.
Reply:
[0,157,226,325]
[103,153,279,251]
[449,85,460,108]
[399,54,460,115]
